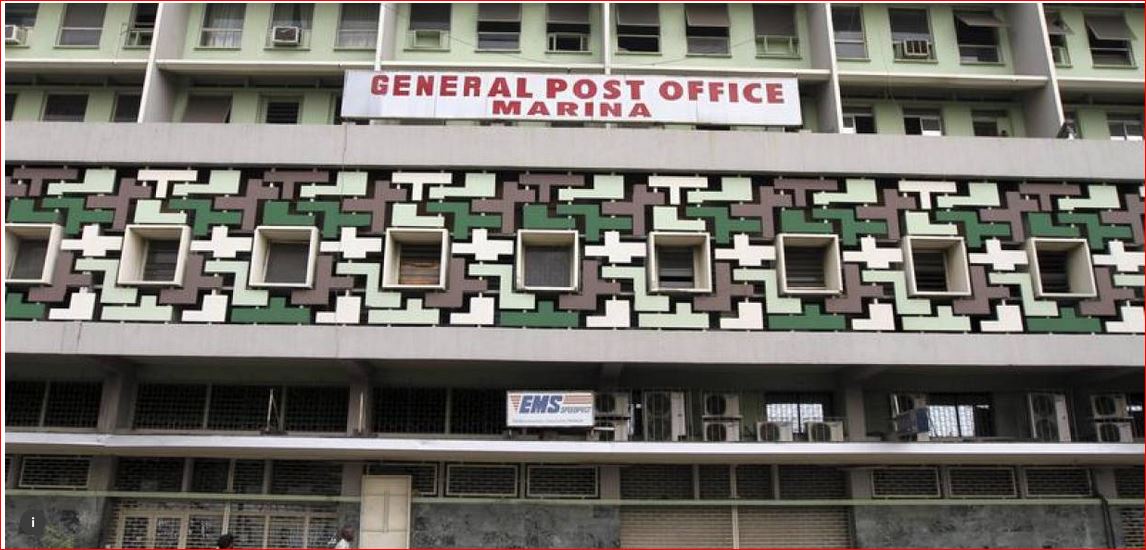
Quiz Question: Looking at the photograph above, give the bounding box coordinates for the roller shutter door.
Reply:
[620,506,852,548]
[737,507,853,548]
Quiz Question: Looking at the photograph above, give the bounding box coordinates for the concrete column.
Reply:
[139,3,190,123]
[848,469,873,499]
[599,465,621,499]
[346,363,373,436]
[839,386,869,441]
[377,3,400,67]
[1092,467,1118,498]
[602,3,613,75]
[1004,3,1065,138]
[807,3,843,133]
[97,364,137,432]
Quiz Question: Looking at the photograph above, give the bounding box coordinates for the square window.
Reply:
[337,3,379,49]
[648,232,712,293]
[118,225,191,286]
[58,3,106,47]
[954,11,1004,64]
[903,236,971,297]
[615,3,660,53]
[685,4,730,55]
[477,3,521,51]
[249,227,319,288]
[43,94,88,122]
[547,4,591,53]
[516,230,579,291]
[4,224,63,285]
[1026,238,1097,298]
[112,94,141,123]
[383,229,449,289]
[200,3,245,48]
[1085,13,1135,66]
[262,97,300,124]
[832,5,866,60]
[904,109,943,136]
[842,106,876,134]
[777,234,842,295]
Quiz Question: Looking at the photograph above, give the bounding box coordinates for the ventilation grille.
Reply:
[233,460,267,494]
[620,506,734,548]
[6,381,101,428]
[735,465,775,499]
[737,506,854,548]
[134,384,207,430]
[367,462,440,496]
[207,385,272,431]
[445,464,518,497]
[698,465,731,500]
[621,464,694,499]
[449,389,506,435]
[947,467,1016,498]
[5,381,45,426]
[282,387,348,432]
[872,467,941,498]
[1023,467,1091,498]
[778,466,848,499]
[115,458,186,492]
[1115,468,1144,499]
[190,459,230,493]
[1121,507,1145,548]
[526,465,598,498]
[373,388,447,433]
[269,461,342,496]
[18,456,91,489]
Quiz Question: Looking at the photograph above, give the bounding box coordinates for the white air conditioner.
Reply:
[757,421,794,442]
[1091,394,1130,420]
[594,392,632,418]
[702,392,741,418]
[805,421,845,442]
[270,26,302,46]
[642,391,687,442]
[890,393,928,416]
[901,39,932,58]
[409,29,446,50]
[1094,421,1134,443]
[703,419,741,442]
[1028,393,1072,442]
[5,25,27,45]
[590,418,630,442]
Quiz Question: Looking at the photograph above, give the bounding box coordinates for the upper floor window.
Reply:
[927,393,994,439]
[903,108,943,136]
[763,393,833,436]
[5,3,37,45]
[546,3,591,53]
[972,110,1010,137]
[615,3,659,53]
[58,3,106,47]
[889,8,934,60]
[476,3,521,51]
[336,3,378,49]
[753,4,798,58]
[831,6,866,60]
[262,96,301,124]
[126,3,157,48]
[1045,11,1071,66]
[200,3,245,48]
[112,93,141,123]
[953,10,1004,64]
[1084,13,1135,67]
[182,94,232,123]
[268,3,313,48]
[408,3,450,50]
[5,93,15,121]
[842,106,875,134]
[685,3,730,55]
[42,93,87,122]
[1108,113,1143,141]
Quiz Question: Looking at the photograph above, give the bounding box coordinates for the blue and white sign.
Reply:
[506,391,595,427]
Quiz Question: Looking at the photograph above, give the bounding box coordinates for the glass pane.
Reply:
[524,246,572,288]
[264,242,310,283]
[11,239,49,279]
[143,240,180,281]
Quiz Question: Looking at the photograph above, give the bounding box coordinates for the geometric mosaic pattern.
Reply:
[5,166,1143,333]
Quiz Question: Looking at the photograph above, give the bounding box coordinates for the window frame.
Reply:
[199,3,246,49]
[1107,113,1144,141]
[1084,12,1136,68]
[382,228,450,290]
[4,223,64,285]
[125,3,157,49]
[515,229,580,292]
[56,3,106,48]
[117,225,192,287]
[260,95,302,125]
[112,93,142,123]
[753,4,800,59]
[903,236,972,297]
[615,3,661,54]
[776,233,843,295]
[647,231,713,294]
[684,3,731,56]
[953,10,1005,65]
[335,2,379,50]
[903,108,944,136]
[546,3,592,54]
[266,2,314,49]
[831,5,867,60]
[476,3,522,52]
[1026,237,1097,299]
[248,226,319,289]
[41,93,88,122]
[841,105,876,134]
[889,7,935,61]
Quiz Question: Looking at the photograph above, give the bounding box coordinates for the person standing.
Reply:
[333,525,355,549]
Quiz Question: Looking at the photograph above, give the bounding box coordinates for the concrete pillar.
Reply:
[848,469,873,499]
[139,3,190,122]
[602,3,613,75]
[838,386,868,441]
[599,465,621,500]
[377,3,400,67]
[1092,467,1118,498]
[807,3,843,133]
[1003,3,1065,138]
[97,364,137,432]
[346,363,373,436]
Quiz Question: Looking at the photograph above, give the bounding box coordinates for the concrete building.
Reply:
[3,1,1144,548]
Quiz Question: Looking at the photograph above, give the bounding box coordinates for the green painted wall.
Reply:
[843,99,1026,137]
[5,87,138,122]
[171,87,338,125]
[180,3,374,62]
[1051,7,1144,80]
[1066,105,1146,141]
[837,4,1015,76]
[4,3,149,61]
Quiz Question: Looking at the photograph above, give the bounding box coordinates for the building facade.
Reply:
[4,2,1144,548]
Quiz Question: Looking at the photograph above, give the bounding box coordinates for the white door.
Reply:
[360,475,412,549]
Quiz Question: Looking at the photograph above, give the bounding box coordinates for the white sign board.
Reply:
[341,71,802,125]
[506,391,595,428]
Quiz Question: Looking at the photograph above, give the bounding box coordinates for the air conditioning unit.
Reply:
[1091,394,1130,420]
[702,392,741,418]
[1094,421,1133,443]
[594,392,632,418]
[805,421,845,442]
[642,391,687,442]
[5,25,27,46]
[409,29,446,50]
[890,393,928,416]
[703,419,741,442]
[1028,393,1072,442]
[901,39,932,59]
[270,26,302,46]
[757,421,794,442]
[590,418,630,442]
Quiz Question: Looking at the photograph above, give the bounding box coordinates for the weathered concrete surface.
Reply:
[4,496,107,548]
[411,503,620,548]
[853,504,1108,548]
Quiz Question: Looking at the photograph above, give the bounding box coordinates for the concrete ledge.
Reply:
[5,432,1142,465]
[5,122,1144,181]
[5,322,1143,367]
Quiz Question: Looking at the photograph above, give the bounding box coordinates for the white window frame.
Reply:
[776,233,843,295]
[4,223,63,285]
[117,225,191,287]
[903,236,972,297]
[1026,237,1097,299]
[249,226,319,289]
[383,228,450,290]
[515,230,580,292]
[647,231,712,293]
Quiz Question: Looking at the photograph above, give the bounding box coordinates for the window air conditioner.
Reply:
[901,39,932,58]
[5,25,27,46]
[271,26,302,46]
[590,418,631,442]
[805,420,845,442]
[410,29,446,49]
[703,419,741,442]
[757,421,794,442]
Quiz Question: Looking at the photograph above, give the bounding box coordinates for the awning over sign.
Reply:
[956,11,1007,28]
[478,3,520,22]
[1085,14,1134,41]
[685,4,729,28]
[548,3,590,25]
[616,3,659,26]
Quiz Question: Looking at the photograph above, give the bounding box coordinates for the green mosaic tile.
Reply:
[297,200,371,238]
[779,209,833,234]
[557,203,633,243]
[261,201,316,226]
[500,301,579,328]
[685,206,762,244]
[932,210,1011,247]
[167,198,243,236]
[522,204,577,229]
[231,297,312,324]
[1026,307,1102,333]
[426,201,502,240]
[6,198,60,224]
[5,292,46,320]
[812,208,888,246]
[1056,212,1133,252]
[767,304,847,331]
[39,198,113,235]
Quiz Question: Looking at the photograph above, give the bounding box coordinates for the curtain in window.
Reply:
[201,4,245,48]
[271,3,313,30]
[337,3,378,49]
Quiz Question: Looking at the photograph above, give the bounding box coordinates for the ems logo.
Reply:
[506,391,595,427]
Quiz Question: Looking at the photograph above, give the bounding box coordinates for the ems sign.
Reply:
[506,391,595,427]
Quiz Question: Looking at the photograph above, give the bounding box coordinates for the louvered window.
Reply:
[621,464,694,499]
[947,467,1016,498]
[912,251,948,292]
[778,465,848,499]
[657,248,695,289]
[1023,467,1091,497]
[9,239,48,279]
[115,458,186,492]
[872,467,941,498]
[785,246,827,288]
[735,465,775,499]
[398,244,442,285]
[526,465,598,498]
[1036,249,1071,294]
[264,243,310,284]
[134,384,208,430]
[263,99,300,124]
[6,381,101,428]
[449,389,505,435]
[524,246,573,288]
[270,461,342,496]
[373,388,447,433]
[1115,468,1144,498]
[445,464,518,497]
[142,240,181,282]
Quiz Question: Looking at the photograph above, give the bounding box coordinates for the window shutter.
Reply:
[616,4,659,26]
[183,96,232,123]
[398,245,442,285]
[685,4,730,28]
[784,247,827,288]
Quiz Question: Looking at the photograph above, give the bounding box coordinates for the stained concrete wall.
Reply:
[853,504,1109,548]
[411,503,620,548]
[4,496,107,549]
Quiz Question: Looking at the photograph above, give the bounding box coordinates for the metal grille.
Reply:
[283,386,348,432]
[445,464,518,497]
[18,456,91,489]
[1023,467,1091,498]
[228,502,339,548]
[698,465,731,499]
[872,467,941,498]
[1121,507,1145,548]
[5,381,46,426]
[367,462,439,496]
[449,389,506,434]
[778,466,848,499]
[115,458,186,492]
[735,465,775,499]
[233,460,267,494]
[620,506,734,547]
[208,385,273,431]
[621,465,694,499]
[526,465,598,498]
[42,381,102,428]
[134,384,208,430]
[947,467,1017,498]
[737,507,854,548]
[1116,468,1144,498]
[373,387,447,433]
[269,461,342,496]
[190,459,230,493]
[187,514,225,548]
[107,500,229,549]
